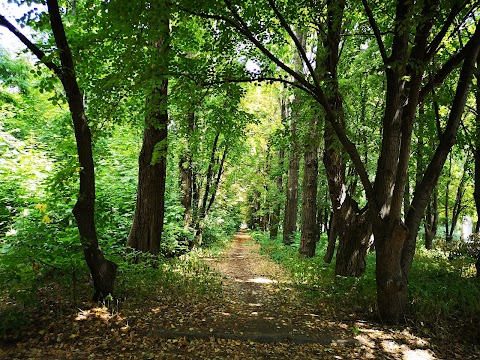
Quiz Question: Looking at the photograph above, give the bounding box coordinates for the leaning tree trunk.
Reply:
[49,0,117,300]
[0,2,118,300]
[128,15,170,254]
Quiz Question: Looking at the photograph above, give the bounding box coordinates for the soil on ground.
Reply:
[1,230,478,359]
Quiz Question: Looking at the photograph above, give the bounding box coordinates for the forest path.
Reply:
[204,229,353,344]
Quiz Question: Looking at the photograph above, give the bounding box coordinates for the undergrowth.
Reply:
[0,240,226,340]
[253,231,480,335]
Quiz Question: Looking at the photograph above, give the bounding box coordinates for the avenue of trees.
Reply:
[1,0,480,325]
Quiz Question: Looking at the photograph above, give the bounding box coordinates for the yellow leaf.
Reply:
[35,203,47,213]
[42,215,51,223]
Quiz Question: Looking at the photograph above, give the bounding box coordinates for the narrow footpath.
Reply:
[206,229,355,344]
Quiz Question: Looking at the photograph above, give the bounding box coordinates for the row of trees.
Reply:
[191,0,480,323]
[1,0,479,324]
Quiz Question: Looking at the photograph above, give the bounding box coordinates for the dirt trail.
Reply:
[204,230,354,344]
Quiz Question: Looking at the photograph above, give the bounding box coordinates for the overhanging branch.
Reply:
[0,13,62,77]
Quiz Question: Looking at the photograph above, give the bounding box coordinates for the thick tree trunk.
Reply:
[375,221,408,323]
[128,81,168,254]
[128,13,169,254]
[299,129,319,257]
[334,200,371,276]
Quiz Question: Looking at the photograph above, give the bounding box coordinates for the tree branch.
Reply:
[201,76,313,94]
[419,33,479,103]
[361,0,388,64]
[0,14,62,77]
[266,0,321,89]
[425,1,466,60]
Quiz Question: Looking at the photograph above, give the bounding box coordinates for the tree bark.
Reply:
[475,56,480,233]
[299,117,319,257]
[424,188,438,250]
[334,198,372,276]
[270,147,284,239]
[179,112,195,231]
[282,120,300,245]
[375,221,408,323]
[128,10,169,255]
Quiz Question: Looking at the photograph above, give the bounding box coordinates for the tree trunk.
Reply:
[282,30,305,245]
[179,152,193,230]
[180,112,195,231]
[0,0,119,300]
[270,148,284,239]
[321,0,372,276]
[447,163,467,240]
[270,101,287,239]
[475,56,480,233]
[282,109,300,245]
[445,155,452,241]
[128,13,169,254]
[323,211,336,263]
[402,25,480,280]
[334,199,371,276]
[299,121,319,257]
[424,188,438,250]
[375,221,408,323]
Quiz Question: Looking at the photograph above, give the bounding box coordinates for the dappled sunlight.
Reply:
[355,322,435,360]
[247,277,278,284]
[75,306,122,322]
